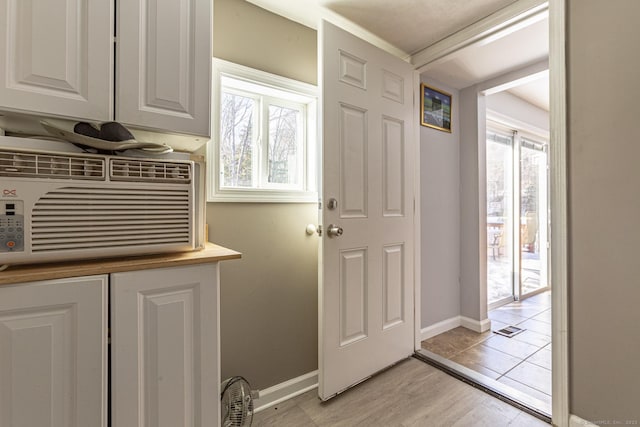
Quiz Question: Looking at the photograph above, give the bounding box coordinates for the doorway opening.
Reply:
[310,0,563,422]
[413,2,556,416]
[420,79,552,418]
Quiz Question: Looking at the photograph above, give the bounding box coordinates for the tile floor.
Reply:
[252,358,548,427]
[421,291,552,408]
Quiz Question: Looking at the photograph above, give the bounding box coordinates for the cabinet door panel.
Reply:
[0,275,108,427]
[117,0,211,136]
[111,264,218,427]
[0,0,113,120]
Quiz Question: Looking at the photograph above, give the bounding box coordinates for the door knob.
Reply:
[327,224,343,238]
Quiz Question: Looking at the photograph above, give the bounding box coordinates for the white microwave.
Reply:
[0,137,205,266]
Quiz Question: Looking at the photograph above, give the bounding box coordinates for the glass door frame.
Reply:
[518,131,550,300]
[486,126,517,310]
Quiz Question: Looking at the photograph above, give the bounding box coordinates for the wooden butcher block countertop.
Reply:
[0,242,241,286]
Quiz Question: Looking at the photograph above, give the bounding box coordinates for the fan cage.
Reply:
[221,376,254,427]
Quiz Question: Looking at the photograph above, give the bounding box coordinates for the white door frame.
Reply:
[411,1,569,426]
[412,69,423,351]
[548,0,569,425]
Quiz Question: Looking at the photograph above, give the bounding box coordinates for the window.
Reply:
[208,59,318,202]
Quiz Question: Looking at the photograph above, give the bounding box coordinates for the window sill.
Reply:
[207,190,318,203]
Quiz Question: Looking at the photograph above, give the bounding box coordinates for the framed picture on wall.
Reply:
[421,83,452,132]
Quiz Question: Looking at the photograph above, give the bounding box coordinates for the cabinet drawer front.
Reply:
[0,0,113,120]
[0,275,108,427]
[111,264,219,427]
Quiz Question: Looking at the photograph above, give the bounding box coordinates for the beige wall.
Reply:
[211,0,318,389]
[213,0,317,85]
[568,0,640,423]
[207,204,318,389]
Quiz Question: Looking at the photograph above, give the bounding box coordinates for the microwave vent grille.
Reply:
[31,187,191,252]
[0,150,105,180]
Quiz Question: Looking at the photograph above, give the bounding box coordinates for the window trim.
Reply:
[208,58,318,203]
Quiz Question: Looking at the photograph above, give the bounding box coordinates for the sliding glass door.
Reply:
[487,126,549,309]
[519,138,549,297]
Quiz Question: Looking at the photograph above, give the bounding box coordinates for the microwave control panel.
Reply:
[0,201,24,253]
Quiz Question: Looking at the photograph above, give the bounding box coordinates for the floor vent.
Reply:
[494,326,525,338]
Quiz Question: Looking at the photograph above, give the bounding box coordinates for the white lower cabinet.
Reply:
[111,263,219,427]
[0,275,108,427]
[0,263,220,427]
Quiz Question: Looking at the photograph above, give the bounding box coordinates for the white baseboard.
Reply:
[420,316,462,340]
[253,370,318,413]
[569,415,598,427]
[460,316,492,333]
[420,315,493,340]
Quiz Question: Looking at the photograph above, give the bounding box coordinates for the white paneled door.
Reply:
[319,20,415,400]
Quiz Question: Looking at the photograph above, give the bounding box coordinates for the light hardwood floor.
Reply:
[252,358,548,426]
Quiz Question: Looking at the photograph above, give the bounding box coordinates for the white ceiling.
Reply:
[322,0,519,54]
[508,75,549,111]
[421,17,548,88]
[421,15,550,110]
[247,0,549,111]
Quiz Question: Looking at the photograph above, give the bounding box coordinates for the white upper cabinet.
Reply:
[116,0,212,136]
[0,0,211,137]
[0,0,114,121]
